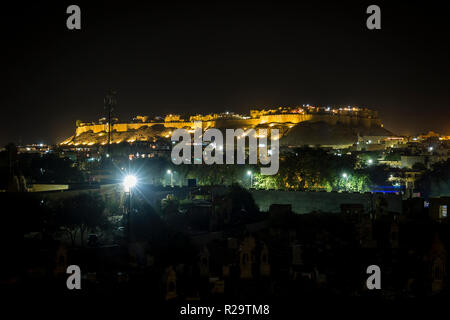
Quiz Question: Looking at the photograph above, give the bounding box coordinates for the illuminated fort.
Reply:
[60,105,389,147]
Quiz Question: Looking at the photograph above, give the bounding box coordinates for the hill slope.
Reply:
[280,121,394,146]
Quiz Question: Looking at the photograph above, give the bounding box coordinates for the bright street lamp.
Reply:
[123,174,137,243]
[247,170,253,188]
[123,174,137,191]
[342,172,350,191]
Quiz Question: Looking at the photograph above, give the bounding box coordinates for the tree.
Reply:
[226,184,259,215]
[0,193,50,242]
[250,148,371,192]
[127,198,168,243]
[56,193,107,246]
[416,159,450,197]
[412,162,427,171]
[362,164,391,186]
[161,194,180,217]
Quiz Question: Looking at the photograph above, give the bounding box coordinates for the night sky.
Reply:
[1,1,449,146]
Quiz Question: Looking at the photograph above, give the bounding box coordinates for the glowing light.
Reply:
[247,171,252,176]
[123,175,137,189]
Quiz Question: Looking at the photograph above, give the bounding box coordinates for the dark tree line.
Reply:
[416,159,450,198]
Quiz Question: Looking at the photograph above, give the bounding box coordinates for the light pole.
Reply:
[247,170,253,188]
[104,90,116,157]
[167,169,174,187]
[342,172,349,191]
[123,175,137,242]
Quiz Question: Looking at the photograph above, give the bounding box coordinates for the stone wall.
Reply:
[250,190,402,214]
[72,112,382,142]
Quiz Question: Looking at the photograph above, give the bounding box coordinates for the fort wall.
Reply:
[250,190,402,214]
[68,107,384,146]
[74,113,380,137]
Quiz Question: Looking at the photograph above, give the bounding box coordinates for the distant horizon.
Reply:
[3,112,449,147]
[4,103,448,147]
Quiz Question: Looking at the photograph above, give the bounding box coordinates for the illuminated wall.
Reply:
[64,107,383,146]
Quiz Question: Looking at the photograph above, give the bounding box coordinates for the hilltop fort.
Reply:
[60,105,395,148]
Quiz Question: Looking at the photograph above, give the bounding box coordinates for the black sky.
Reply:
[1,1,449,145]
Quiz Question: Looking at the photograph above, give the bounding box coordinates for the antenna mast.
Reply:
[104,90,116,156]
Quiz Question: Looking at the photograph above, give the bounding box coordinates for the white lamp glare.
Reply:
[123,175,137,189]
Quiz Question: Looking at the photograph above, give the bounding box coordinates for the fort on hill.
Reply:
[60,105,395,148]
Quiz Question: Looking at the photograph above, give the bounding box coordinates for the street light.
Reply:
[167,169,173,187]
[247,170,253,188]
[123,174,137,191]
[342,172,350,191]
[123,174,137,243]
[367,159,373,165]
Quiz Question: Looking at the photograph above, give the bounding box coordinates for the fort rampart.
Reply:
[73,112,381,137]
